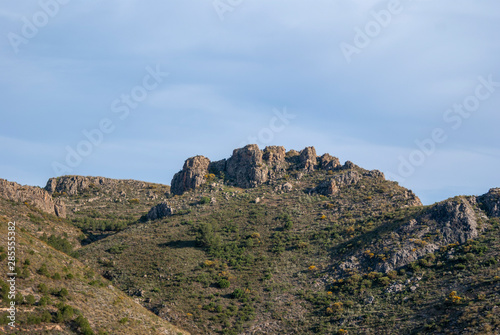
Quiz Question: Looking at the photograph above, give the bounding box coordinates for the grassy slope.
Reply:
[0,203,189,334]
[73,168,495,334]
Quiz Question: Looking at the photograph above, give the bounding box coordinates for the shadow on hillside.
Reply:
[158,240,197,249]
[81,232,115,246]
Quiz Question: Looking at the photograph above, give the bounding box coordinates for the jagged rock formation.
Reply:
[171,156,211,195]
[225,144,269,188]
[45,175,162,197]
[339,197,480,274]
[0,179,66,217]
[147,201,175,220]
[171,144,343,195]
[319,153,341,170]
[314,179,339,196]
[478,188,500,217]
[298,146,317,172]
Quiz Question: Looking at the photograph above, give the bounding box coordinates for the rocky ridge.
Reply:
[0,178,66,217]
[172,144,377,196]
[338,193,500,275]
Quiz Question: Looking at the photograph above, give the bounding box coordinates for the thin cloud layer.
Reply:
[1,0,499,204]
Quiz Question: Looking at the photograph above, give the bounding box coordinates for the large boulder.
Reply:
[147,202,175,220]
[171,156,211,195]
[298,147,317,172]
[319,153,340,170]
[226,144,269,188]
[314,179,339,196]
[0,179,66,218]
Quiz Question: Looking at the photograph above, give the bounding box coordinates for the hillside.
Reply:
[1,145,499,334]
[0,183,187,334]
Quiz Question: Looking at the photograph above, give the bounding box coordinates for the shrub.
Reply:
[218,279,230,289]
[200,196,211,205]
[446,291,463,305]
[13,293,24,304]
[39,296,51,306]
[57,288,69,298]
[41,310,52,322]
[37,264,50,277]
[232,288,246,299]
[55,304,74,323]
[41,234,74,255]
[38,283,49,294]
[108,244,128,255]
[25,294,36,305]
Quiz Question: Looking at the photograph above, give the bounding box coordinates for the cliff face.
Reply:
[170,156,211,195]
[0,179,66,217]
[45,175,167,197]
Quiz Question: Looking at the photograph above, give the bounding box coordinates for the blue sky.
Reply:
[1,0,499,205]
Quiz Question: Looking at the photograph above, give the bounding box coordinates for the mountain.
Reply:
[1,145,499,334]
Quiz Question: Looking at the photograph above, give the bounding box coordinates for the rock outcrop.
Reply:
[314,171,361,196]
[170,144,358,195]
[319,154,340,170]
[298,147,317,172]
[0,179,66,218]
[477,188,500,217]
[46,176,108,195]
[147,202,175,220]
[171,156,211,195]
[339,197,479,274]
[225,145,269,188]
[45,175,163,198]
[314,179,339,196]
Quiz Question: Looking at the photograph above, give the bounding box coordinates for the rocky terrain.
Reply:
[0,179,66,218]
[1,145,499,334]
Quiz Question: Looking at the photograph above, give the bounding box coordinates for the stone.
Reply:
[298,146,317,172]
[342,161,357,170]
[282,182,293,192]
[364,170,385,179]
[262,146,286,165]
[319,153,340,170]
[334,171,361,186]
[171,156,211,195]
[0,179,66,218]
[226,144,268,188]
[314,179,339,196]
[477,188,500,217]
[147,201,175,220]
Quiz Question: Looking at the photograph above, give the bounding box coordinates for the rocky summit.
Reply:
[1,144,499,335]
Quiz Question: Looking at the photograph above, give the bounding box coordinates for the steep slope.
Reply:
[0,211,189,334]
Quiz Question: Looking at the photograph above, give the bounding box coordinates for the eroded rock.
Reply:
[0,179,66,217]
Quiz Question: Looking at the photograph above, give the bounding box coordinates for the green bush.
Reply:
[25,294,36,305]
[232,288,246,299]
[75,314,94,335]
[37,264,50,277]
[218,279,230,289]
[54,304,74,323]
[200,196,211,205]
